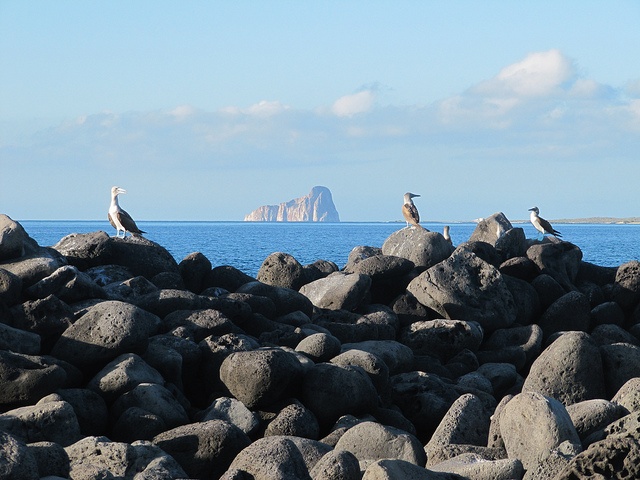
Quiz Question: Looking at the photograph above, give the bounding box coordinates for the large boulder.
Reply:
[257,252,307,290]
[0,214,39,260]
[526,239,583,291]
[299,272,371,311]
[399,319,483,360]
[522,331,606,406]
[0,430,39,480]
[407,250,517,331]
[468,212,513,246]
[50,300,161,374]
[382,228,453,269]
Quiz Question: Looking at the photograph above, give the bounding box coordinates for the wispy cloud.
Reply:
[331,90,376,117]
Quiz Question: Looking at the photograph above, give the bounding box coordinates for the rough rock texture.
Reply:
[244,186,340,222]
[3,214,640,479]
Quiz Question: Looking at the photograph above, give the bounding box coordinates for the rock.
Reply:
[499,256,539,281]
[341,339,414,375]
[554,436,640,480]
[0,321,40,354]
[538,290,591,339]
[334,420,426,470]
[236,281,314,317]
[610,260,640,311]
[25,265,105,303]
[0,267,22,306]
[309,449,361,480]
[111,406,168,443]
[196,396,261,437]
[153,420,251,479]
[566,399,628,441]
[499,391,581,471]
[28,441,70,479]
[390,291,433,327]
[162,308,238,342]
[430,453,524,480]
[455,241,501,268]
[522,331,606,406]
[591,301,626,327]
[407,250,517,331]
[531,273,566,309]
[301,362,378,427]
[50,300,161,374]
[0,350,74,407]
[362,459,465,480]
[495,226,527,261]
[612,377,640,413]
[9,295,75,350]
[0,430,39,480]
[0,214,39,260]
[521,440,582,480]
[0,246,68,288]
[66,435,188,479]
[53,388,109,436]
[300,272,371,311]
[314,308,397,344]
[178,251,212,293]
[399,319,483,360]
[345,246,383,268]
[591,323,639,346]
[264,399,320,439]
[0,400,82,447]
[204,265,256,292]
[425,393,493,466]
[87,353,166,403]
[382,228,453,270]
[503,274,540,325]
[295,332,342,362]
[244,185,340,222]
[110,382,189,432]
[476,363,518,398]
[257,252,306,290]
[227,435,331,480]
[344,254,415,279]
[479,324,543,371]
[390,371,462,441]
[331,349,390,395]
[599,342,640,397]
[220,348,304,409]
[468,212,513,246]
[526,239,583,291]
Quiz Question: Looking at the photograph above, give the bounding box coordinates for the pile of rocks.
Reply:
[0,212,639,479]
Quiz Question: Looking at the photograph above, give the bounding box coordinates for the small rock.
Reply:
[0,430,39,480]
[295,332,342,362]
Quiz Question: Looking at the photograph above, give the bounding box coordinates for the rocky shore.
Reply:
[0,212,639,480]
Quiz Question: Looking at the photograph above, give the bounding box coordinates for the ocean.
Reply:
[18,220,640,278]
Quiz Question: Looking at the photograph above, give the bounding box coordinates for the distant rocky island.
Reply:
[244,186,340,222]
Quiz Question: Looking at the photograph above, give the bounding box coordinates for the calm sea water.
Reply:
[18,220,640,277]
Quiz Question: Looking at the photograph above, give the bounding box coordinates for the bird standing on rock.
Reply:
[402,192,422,228]
[108,186,146,238]
[528,206,562,238]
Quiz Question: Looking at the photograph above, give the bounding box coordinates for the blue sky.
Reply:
[1,1,639,222]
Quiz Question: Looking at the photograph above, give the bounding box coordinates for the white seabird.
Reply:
[443,225,453,245]
[528,206,562,238]
[108,186,145,237]
[402,192,422,228]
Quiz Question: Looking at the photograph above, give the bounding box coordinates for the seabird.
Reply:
[108,186,145,237]
[443,225,453,245]
[402,192,421,228]
[528,206,561,238]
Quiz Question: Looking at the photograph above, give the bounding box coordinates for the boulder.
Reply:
[301,362,378,427]
[340,339,414,375]
[599,342,640,397]
[0,267,22,306]
[0,247,68,288]
[0,400,82,447]
[300,272,371,311]
[204,265,256,292]
[499,256,539,281]
[399,319,483,360]
[9,294,75,350]
[0,430,39,480]
[0,350,74,407]
[331,349,390,395]
[499,392,581,471]
[236,281,314,317]
[531,273,566,309]
[495,226,527,260]
[50,300,161,374]
[51,388,109,436]
[295,332,342,363]
[612,377,640,413]
[430,453,524,480]
[257,252,307,290]
[196,396,261,437]
[28,441,70,479]
[538,290,591,339]
[0,321,40,354]
[226,435,331,480]
[503,274,541,325]
[178,251,212,293]
[407,250,517,331]
[425,393,493,466]
[162,308,238,342]
[526,239,583,291]
[66,435,188,479]
[264,399,320,439]
[468,212,513,246]
[566,399,628,441]
[309,449,361,480]
[220,348,304,409]
[344,254,415,279]
[478,324,543,371]
[522,331,606,406]
[334,420,426,470]
[362,459,465,480]
[382,227,453,269]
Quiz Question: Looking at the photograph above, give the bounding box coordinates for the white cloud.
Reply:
[170,105,196,120]
[331,90,375,117]
[221,100,290,117]
[475,49,575,98]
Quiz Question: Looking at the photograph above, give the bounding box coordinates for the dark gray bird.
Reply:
[108,186,145,237]
[528,206,561,237]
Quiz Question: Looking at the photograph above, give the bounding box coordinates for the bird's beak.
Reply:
[118,188,127,194]
[528,208,534,211]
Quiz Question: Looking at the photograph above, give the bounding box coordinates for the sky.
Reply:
[1,1,639,222]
